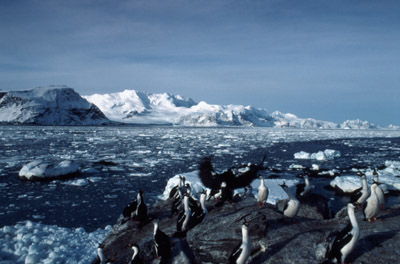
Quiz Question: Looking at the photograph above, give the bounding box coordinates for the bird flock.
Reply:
[96,157,388,264]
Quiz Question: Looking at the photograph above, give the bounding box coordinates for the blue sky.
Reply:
[1,0,399,126]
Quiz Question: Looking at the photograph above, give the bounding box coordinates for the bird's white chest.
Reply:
[284,199,300,218]
[236,242,251,264]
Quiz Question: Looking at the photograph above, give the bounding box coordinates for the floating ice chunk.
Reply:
[289,164,305,170]
[294,149,340,161]
[63,179,89,186]
[294,151,311,159]
[330,176,362,193]
[311,164,320,170]
[19,160,79,180]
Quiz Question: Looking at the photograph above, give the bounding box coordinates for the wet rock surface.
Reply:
[92,196,400,264]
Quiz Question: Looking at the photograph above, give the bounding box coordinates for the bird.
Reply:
[257,176,269,206]
[129,244,143,264]
[215,181,234,207]
[97,243,106,264]
[198,155,266,196]
[175,193,192,237]
[97,244,114,264]
[295,173,312,198]
[280,182,300,220]
[135,189,148,224]
[372,169,385,209]
[169,175,186,199]
[122,199,138,219]
[189,189,208,229]
[153,219,171,263]
[326,203,360,264]
[350,173,369,207]
[229,220,251,264]
[363,183,380,222]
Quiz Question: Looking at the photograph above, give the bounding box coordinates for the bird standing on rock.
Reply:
[129,244,143,264]
[326,203,360,264]
[351,172,369,207]
[363,183,380,222]
[257,176,268,206]
[229,220,251,264]
[153,219,171,263]
[280,182,300,220]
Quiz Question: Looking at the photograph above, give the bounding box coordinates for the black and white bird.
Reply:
[175,193,192,237]
[215,181,234,207]
[169,176,186,199]
[280,182,300,220]
[373,169,385,209]
[198,155,266,198]
[229,220,251,264]
[97,244,114,264]
[122,189,147,224]
[363,183,380,222]
[257,176,268,206]
[351,173,369,207]
[135,190,148,224]
[153,219,171,263]
[326,203,360,264]
[97,244,106,264]
[129,244,143,264]
[296,173,312,198]
[189,189,208,229]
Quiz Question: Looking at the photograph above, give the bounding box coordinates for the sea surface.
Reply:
[1,126,400,232]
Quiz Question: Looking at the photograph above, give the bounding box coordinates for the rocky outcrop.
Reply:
[92,196,400,264]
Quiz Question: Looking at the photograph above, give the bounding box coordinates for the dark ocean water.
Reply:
[1,126,400,231]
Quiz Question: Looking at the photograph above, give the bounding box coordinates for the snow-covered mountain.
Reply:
[0,86,388,129]
[84,89,381,129]
[0,85,112,125]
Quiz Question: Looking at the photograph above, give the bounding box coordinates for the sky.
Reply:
[0,0,399,126]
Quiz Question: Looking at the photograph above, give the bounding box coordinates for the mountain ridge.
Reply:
[0,85,397,129]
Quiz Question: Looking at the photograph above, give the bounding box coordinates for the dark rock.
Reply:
[93,196,400,264]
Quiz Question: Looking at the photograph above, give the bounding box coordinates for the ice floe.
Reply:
[19,160,79,181]
[294,149,341,161]
[161,171,299,205]
[330,163,400,193]
[0,220,111,264]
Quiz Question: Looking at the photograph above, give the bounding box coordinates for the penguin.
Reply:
[169,175,185,199]
[190,189,208,229]
[296,174,312,198]
[229,220,251,264]
[372,169,385,209]
[97,244,114,264]
[363,183,380,222]
[351,173,369,207]
[130,244,143,264]
[122,200,137,219]
[135,190,148,224]
[257,176,268,206]
[153,219,171,263]
[215,181,234,207]
[280,182,300,220]
[327,203,360,264]
[97,243,106,264]
[175,193,192,237]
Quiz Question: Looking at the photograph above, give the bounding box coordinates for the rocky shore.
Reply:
[92,194,400,264]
